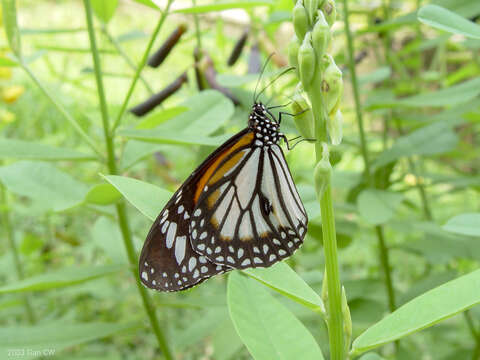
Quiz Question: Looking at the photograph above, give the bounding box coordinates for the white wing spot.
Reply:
[174,273,179,279]
[197,243,205,251]
[215,246,221,254]
[241,258,251,266]
[288,241,294,248]
[216,256,224,262]
[269,254,276,261]
[254,257,262,264]
[144,261,148,267]
[175,236,187,264]
[263,244,269,254]
[238,248,244,258]
[177,205,184,214]
[188,257,197,272]
[182,266,186,273]
[253,246,260,254]
[184,212,190,220]
[194,209,202,217]
[141,271,148,281]
[201,266,208,273]
[193,269,200,278]
[166,222,177,249]
[207,247,212,255]
[161,220,169,234]
[279,249,287,256]
[177,280,182,285]
[200,219,205,227]
[281,232,286,239]
[229,246,234,253]
[299,227,305,236]
[152,280,156,286]
[199,231,207,240]
[216,265,223,270]
[150,267,154,274]
[192,229,197,239]
[273,239,281,246]
[199,257,207,264]
[227,256,235,264]
[191,220,196,227]
[163,272,167,277]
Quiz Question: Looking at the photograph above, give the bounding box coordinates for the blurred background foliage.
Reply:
[0,0,479,359]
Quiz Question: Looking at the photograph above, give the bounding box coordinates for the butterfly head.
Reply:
[249,102,280,145]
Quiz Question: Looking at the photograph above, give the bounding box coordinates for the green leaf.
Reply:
[131,0,159,10]
[227,272,324,360]
[0,138,95,161]
[373,121,459,168]
[0,56,18,66]
[0,321,139,355]
[369,77,480,108]
[175,1,273,13]
[443,213,480,237]
[92,217,126,262]
[102,175,172,221]
[357,189,403,225]
[359,353,385,360]
[91,0,119,23]
[136,106,188,130]
[0,264,125,293]
[352,269,480,354]
[243,262,325,315]
[120,140,164,170]
[359,67,392,86]
[1,0,21,56]
[118,130,230,147]
[85,183,121,205]
[0,161,88,212]
[418,5,480,39]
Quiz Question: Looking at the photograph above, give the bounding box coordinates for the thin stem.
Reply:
[192,0,202,50]
[464,311,480,360]
[111,0,174,133]
[83,2,173,359]
[20,63,104,158]
[343,0,397,319]
[101,25,154,95]
[0,185,36,324]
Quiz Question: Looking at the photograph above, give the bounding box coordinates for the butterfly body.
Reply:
[140,102,308,292]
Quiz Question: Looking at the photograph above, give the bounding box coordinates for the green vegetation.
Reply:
[1,0,480,359]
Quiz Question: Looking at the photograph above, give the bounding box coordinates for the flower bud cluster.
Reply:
[289,0,343,146]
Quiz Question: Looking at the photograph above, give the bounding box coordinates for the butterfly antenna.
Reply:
[253,53,275,104]
[255,66,295,104]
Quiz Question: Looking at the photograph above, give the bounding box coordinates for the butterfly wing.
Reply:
[190,142,308,268]
[139,129,253,292]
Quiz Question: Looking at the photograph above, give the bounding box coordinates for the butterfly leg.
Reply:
[277,108,309,124]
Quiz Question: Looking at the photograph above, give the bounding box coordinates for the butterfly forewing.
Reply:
[190,141,308,269]
[139,130,252,291]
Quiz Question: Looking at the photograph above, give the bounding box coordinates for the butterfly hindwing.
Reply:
[139,130,252,291]
[190,142,308,269]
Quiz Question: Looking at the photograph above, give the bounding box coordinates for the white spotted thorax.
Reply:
[248,102,283,146]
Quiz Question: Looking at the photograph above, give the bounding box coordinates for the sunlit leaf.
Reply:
[228,272,324,360]
[91,0,119,23]
[102,175,172,221]
[443,213,480,237]
[352,269,480,354]
[1,0,21,56]
[418,5,480,39]
[357,189,403,225]
[85,183,121,205]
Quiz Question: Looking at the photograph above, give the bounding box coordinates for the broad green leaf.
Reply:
[136,106,188,129]
[0,161,88,211]
[359,353,385,360]
[0,264,124,293]
[443,213,480,237]
[373,121,459,168]
[175,1,273,13]
[120,140,164,170]
[352,269,480,354]
[369,77,480,108]
[92,217,126,262]
[212,318,244,360]
[1,0,21,56]
[0,321,139,355]
[243,262,325,315]
[91,0,118,23]
[418,5,480,39]
[228,272,324,360]
[359,67,391,86]
[85,183,121,205]
[0,138,94,161]
[102,175,172,221]
[357,189,403,225]
[0,56,18,66]
[119,129,230,147]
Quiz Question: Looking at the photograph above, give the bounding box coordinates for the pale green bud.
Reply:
[314,142,332,200]
[328,109,343,145]
[298,32,316,88]
[312,11,330,59]
[291,92,315,139]
[342,286,352,352]
[288,35,300,71]
[293,1,310,41]
[321,0,336,27]
[304,0,318,24]
[322,57,343,116]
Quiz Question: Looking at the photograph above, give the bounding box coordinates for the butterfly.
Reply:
[139,69,308,292]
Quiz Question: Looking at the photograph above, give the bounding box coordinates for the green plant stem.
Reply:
[83,2,173,359]
[310,87,344,360]
[192,0,202,50]
[464,310,480,360]
[342,0,397,318]
[101,25,154,95]
[111,0,174,133]
[0,185,36,324]
[20,62,104,159]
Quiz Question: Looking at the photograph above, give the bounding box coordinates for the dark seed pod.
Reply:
[130,72,188,116]
[193,47,207,91]
[148,23,187,68]
[202,54,241,106]
[227,29,249,66]
[248,43,261,74]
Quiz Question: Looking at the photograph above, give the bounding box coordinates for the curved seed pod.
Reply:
[193,47,207,91]
[328,109,343,145]
[148,23,188,68]
[288,35,300,71]
[321,0,336,27]
[314,143,332,200]
[293,0,310,41]
[202,54,241,106]
[312,10,330,58]
[227,29,249,66]
[298,32,316,88]
[291,92,315,139]
[130,72,188,116]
